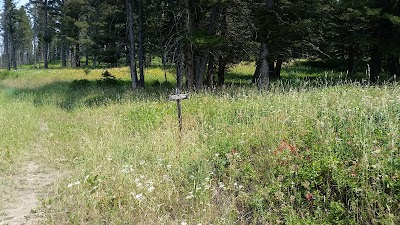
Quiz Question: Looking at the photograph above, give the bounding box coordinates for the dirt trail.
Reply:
[0,161,61,225]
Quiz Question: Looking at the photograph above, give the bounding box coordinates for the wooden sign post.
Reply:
[169,88,189,131]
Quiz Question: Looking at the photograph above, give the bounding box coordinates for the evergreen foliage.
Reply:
[1,0,399,85]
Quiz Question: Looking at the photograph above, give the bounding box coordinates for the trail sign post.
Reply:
[169,89,189,131]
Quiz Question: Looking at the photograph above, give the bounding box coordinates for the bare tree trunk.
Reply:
[70,49,75,67]
[127,0,139,89]
[137,0,145,87]
[44,0,49,69]
[185,0,194,89]
[255,42,269,88]
[93,54,97,68]
[194,54,203,89]
[162,49,168,82]
[33,36,37,68]
[11,37,17,70]
[3,1,11,71]
[205,54,215,86]
[217,56,226,86]
[61,43,67,67]
[85,52,89,67]
[75,44,81,67]
[4,32,11,71]
[176,40,184,90]
[275,59,283,78]
[195,3,220,89]
[268,60,274,78]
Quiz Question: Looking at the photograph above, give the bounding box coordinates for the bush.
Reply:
[0,70,12,80]
[70,79,91,90]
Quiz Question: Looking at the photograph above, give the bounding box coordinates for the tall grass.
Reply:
[0,66,399,224]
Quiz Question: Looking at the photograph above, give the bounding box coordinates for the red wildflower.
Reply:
[305,193,313,201]
[306,193,314,201]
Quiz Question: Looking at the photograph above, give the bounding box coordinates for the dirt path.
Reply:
[0,161,61,225]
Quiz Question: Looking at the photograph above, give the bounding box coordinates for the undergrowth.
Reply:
[0,66,399,224]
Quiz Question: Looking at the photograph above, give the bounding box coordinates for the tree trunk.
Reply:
[194,54,203,89]
[370,45,382,83]
[196,3,220,89]
[217,56,226,86]
[3,0,11,71]
[33,36,37,68]
[275,59,283,79]
[253,62,260,83]
[162,49,168,82]
[44,0,49,69]
[85,52,89,67]
[127,0,139,89]
[93,54,97,68]
[11,36,17,70]
[255,42,270,88]
[7,0,17,71]
[205,54,215,86]
[137,0,145,87]
[268,61,275,78]
[75,44,81,67]
[4,29,11,71]
[61,44,67,67]
[184,0,194,89]
[176,41,184,90]
[70,49,75,67]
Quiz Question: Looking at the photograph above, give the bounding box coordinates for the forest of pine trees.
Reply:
[1,0,400,89]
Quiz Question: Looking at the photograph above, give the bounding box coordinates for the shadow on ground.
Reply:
[2,66,398,112]
[2,78,176,112]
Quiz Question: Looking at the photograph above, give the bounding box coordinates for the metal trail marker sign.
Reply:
[169,89,189,131]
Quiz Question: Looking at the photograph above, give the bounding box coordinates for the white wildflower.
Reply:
[67,180,80,188]
[121,165,134,173]
[185,191,194,199]
[147,186,155,193]
[162,174,170,182]
[135,193,144,200]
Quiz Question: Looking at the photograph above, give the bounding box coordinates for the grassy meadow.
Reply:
[0,63,400,224]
